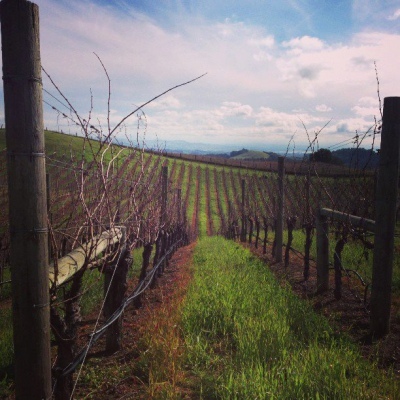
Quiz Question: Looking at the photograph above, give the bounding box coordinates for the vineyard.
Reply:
[0,129,378,291]
[1,1,399,397]
[1,124,400,397]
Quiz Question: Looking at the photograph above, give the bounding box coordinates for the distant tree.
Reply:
[309,148,342,165]
[230,148,248,158]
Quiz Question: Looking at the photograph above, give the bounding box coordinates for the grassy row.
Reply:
[180,236,399,399]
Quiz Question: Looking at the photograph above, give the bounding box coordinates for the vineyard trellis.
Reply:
[3,142,190,399]
[2,116,400,397]
[0,1,202,398]
[1,1,399,398]
[220,97,399,342]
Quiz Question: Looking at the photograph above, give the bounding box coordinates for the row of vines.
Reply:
[0,129,395,399]
[0,144,378,294]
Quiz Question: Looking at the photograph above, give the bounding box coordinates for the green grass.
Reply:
[0,128,134,166]
[181,236,399,399]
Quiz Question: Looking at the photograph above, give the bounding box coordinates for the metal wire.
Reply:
[56,238,181,379]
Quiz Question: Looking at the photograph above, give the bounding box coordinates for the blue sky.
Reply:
[129,1,355,42]
[2,0,400,151]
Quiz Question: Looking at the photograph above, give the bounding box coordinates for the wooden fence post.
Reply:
[262,217,268,254]
[333,234,347,300]
[240,179,246,242]
[316,209,329,292]
[370,96,400,338]
[248,216,253,244]
[255,217,260,249]
[284,216,296,268]
[1,1,52,398]
[275,157,285,262]
[46,173,53,263]
[303,172,312,280]
[177,188,182,225]
[161,166,168,226]
[104,228,128,354]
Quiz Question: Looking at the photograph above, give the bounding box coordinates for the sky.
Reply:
[1,0,400,152]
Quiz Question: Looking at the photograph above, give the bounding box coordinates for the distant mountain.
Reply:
[125,139,290,156]
[141,139,238,155]
[332,148,379,169]
[229,149,279,161]
[204,148,280,161]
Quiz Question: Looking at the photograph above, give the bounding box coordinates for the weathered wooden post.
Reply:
[104,228,128,354]
[303,222,313,281]
[333,234,346,300]
[284,216,296,268]
[161,165,168,226]
[248,216,253,244]
[240,179,246,242]
[316,209,329,292]
[152,230,163,281]
[275,157,285,262]
[303,172,312,280]
[46,173,53,263]
[370,97,400,338]
[177,188,182,225]
[1,0,52,398]
[255,217,260,249]
[262,217,268,254]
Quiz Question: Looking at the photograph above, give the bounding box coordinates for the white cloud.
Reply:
[351,96,381,118]
[254,106,323,131]
[388,9,400,20]
[219,102,253,118]
[316,104,332,112]
[2,0,398,151]
[248,36,275,48]
[282,35,325,54]
[148,95,182,110]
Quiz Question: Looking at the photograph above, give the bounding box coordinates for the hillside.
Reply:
[0,128,89,156]
[333,147,379,169]
[206,148,280,161]
[230,149,273,160]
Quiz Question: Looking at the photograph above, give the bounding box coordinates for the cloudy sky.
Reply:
[2,0,400,152]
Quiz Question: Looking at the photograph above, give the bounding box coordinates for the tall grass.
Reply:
[181,236,399,399]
